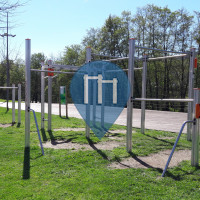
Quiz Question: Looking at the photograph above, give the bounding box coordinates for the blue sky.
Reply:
[1,0,200,60]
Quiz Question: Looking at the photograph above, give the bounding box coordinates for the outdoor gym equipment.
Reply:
[25,38,199,170]
[0,84,21,124]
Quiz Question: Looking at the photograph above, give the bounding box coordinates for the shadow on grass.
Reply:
[87,138,109,160]
[59,115,69,119]
[145,134,175,146]
[51,137,77,145]
[17,123,21,128]
[48,130,55,141]
[41,129,48,142]
[163,166,200,180]
[23,147,30,180]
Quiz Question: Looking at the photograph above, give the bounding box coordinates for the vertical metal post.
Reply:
[59,88,61,117]
[187,48,195,141]
[191,88,200,166]
[141,55,148,134]
[18,84,21,124]
[25,39,31,148]
[12,84,15,124]
[65,85,68,118]
[86,47,91,138]
[41,65,45,129]
[48,76,52,132]
[126,38,136,152]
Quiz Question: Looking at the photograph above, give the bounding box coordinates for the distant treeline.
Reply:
[0,4,200,112]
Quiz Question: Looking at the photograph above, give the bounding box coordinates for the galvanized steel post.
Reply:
[86,47,91,138]
[191,88,200,166]
[126,38,136,152]
[12,84,15,124]
[25,39,31,148]
[141,55,148,134]
[18,84,21,124]
[48,62,52,132]
[187,48,195,141]
[41,64,45,129]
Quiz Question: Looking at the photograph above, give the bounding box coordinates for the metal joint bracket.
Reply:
[130,97,134,102]
[193,118,196,125]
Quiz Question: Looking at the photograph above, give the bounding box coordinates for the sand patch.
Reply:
[108,149,191,169]
[43,140,124,151]
[53,128,131,135]
[0,123,12,128]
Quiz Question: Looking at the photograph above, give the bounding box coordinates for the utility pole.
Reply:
[6,12,9,111]
[0,12,16,111]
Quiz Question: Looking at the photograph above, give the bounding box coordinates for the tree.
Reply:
[31,53,45,103]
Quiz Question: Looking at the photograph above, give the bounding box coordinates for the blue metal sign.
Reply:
[70,61,130,139]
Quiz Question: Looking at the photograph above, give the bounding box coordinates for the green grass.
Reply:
[0,107,200,199]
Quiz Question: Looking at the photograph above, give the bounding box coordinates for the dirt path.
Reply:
[108,149,191,169]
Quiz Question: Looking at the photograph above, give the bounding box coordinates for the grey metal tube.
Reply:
[48,76,52,131]
[30,108,44,155]
[135,46,188,54]
[18,84,21,124]
[25,39,31,148]
[191,89,200,166]
[12,84,15,124]
[85,47,91,138]
[187,48,195,141]
[0,87,18,89]
[141,55,148,134]
[41,65,45,129]
[31,69,75,74]
[148,54,187,61]
[133,98,193,102]
[126,38,136,152]
[162,120,194,177]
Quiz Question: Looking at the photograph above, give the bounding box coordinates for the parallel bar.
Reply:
[191,89,200,166]
[91,53,123,59]
[41,65,45,129]
[85,47,91,138]
[187,48,195,141]
[103,57,129,62]
[126,38,136,153]
[12,84,15,124]
[25,39,31,148]
[43,64,80,71]
[148,54,187,61]
[134,98,193,102]
[141,55,148,134]
[31,69,75,74]
[18,84,21,124]
[135,46,188,54]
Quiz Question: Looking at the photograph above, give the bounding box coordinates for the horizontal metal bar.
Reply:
[42,64,80,71]
[31,69,75,74]
[148,54,187,61]
[103,57,129,62]
[133,98,193,102]
[91,53,123,59]
[134,67,143,70]
[135,46,188,54]
[0,87,18,89]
